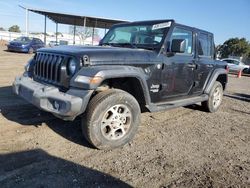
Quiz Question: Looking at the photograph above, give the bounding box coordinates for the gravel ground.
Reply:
[0,46,250,188]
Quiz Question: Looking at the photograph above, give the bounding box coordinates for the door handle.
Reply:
[187,63,196,69]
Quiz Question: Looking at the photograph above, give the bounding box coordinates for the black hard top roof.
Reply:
[112,19,213,35]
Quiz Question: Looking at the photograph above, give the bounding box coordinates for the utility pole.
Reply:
[25,8,29,36]
[19,5,29,36]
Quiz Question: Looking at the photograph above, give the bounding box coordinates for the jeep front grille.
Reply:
[33,52,65,86]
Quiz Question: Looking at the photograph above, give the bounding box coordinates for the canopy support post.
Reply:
[104,24,107,34]
[56,22,58,44]
[44,15,47,45]
[83,17,86,45]
[73,25,76,45]
[92,19,97,45]
[92,27,94,45]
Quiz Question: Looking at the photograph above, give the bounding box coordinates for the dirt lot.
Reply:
[0,46,250,188]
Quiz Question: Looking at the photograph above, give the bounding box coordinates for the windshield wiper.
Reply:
[101,42,137,49]
[116,43,137,49]
[101,43,114,47]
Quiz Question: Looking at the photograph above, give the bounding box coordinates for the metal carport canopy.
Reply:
[27,7,128,29]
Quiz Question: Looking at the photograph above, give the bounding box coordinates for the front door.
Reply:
[159,26,195,102]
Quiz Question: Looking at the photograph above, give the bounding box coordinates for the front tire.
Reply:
[82,89,141,150]
[202,81,223,113]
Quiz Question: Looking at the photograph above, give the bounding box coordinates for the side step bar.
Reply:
[147,94,208,112]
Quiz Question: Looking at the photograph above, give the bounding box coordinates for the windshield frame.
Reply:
[100,20,173,52]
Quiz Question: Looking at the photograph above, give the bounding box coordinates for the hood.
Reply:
[9,41,30,46]
[38,45,162,65]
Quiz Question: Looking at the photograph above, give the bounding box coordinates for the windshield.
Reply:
[14,37,32,43]
[101,21,171,50]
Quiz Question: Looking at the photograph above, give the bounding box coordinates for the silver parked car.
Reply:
[221,58,249,73]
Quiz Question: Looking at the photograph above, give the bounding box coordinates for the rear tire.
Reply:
[243,68,248,74]
[81,89,141,150]
[202,81,223,113]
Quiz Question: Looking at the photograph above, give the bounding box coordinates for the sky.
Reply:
[0,0,249,45]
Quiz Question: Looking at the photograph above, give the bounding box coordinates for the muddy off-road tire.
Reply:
[202,81,223,112]
[81,89,141,150]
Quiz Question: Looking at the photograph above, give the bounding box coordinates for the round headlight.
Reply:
[68,59,77,75]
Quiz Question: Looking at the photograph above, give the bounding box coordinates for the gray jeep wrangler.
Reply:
[13,20,228,149]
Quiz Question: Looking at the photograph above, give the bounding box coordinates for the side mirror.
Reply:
[171,39,186,53]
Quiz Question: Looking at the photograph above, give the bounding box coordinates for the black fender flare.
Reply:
[204,68,228,94]
[70,65,151,105]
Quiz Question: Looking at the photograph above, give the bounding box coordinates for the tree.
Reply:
[218,38,250,58]
[8,25,21,33]
[69,26,99,44]
[0,27,5,31]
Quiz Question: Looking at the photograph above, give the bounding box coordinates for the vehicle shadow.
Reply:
[231,108,250,115]
[3,49,33,54]
[0,149,132,188]
[224,93,250,102]
[183,104,207,112]
[0,86,94,149]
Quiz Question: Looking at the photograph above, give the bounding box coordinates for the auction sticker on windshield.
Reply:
[152,22,171,30]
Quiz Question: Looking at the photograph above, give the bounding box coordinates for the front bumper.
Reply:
[13,76,93,120]
[7,45,29,53]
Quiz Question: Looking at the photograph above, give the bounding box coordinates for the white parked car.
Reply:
[221,58,249,73]
[48,41,59,47]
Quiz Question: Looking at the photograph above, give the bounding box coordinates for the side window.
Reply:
[34,39,42,44]
[233,60,239,65]
[39,39,43,44]
[170,27,193,54]
[223,60,233,64]
[198,33,213,57]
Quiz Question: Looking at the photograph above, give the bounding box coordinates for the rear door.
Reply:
[32,39,42,50]
[191,32,215,94]
[230,60,240,71]
[31,39,37,50]
[38,39,45,48]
